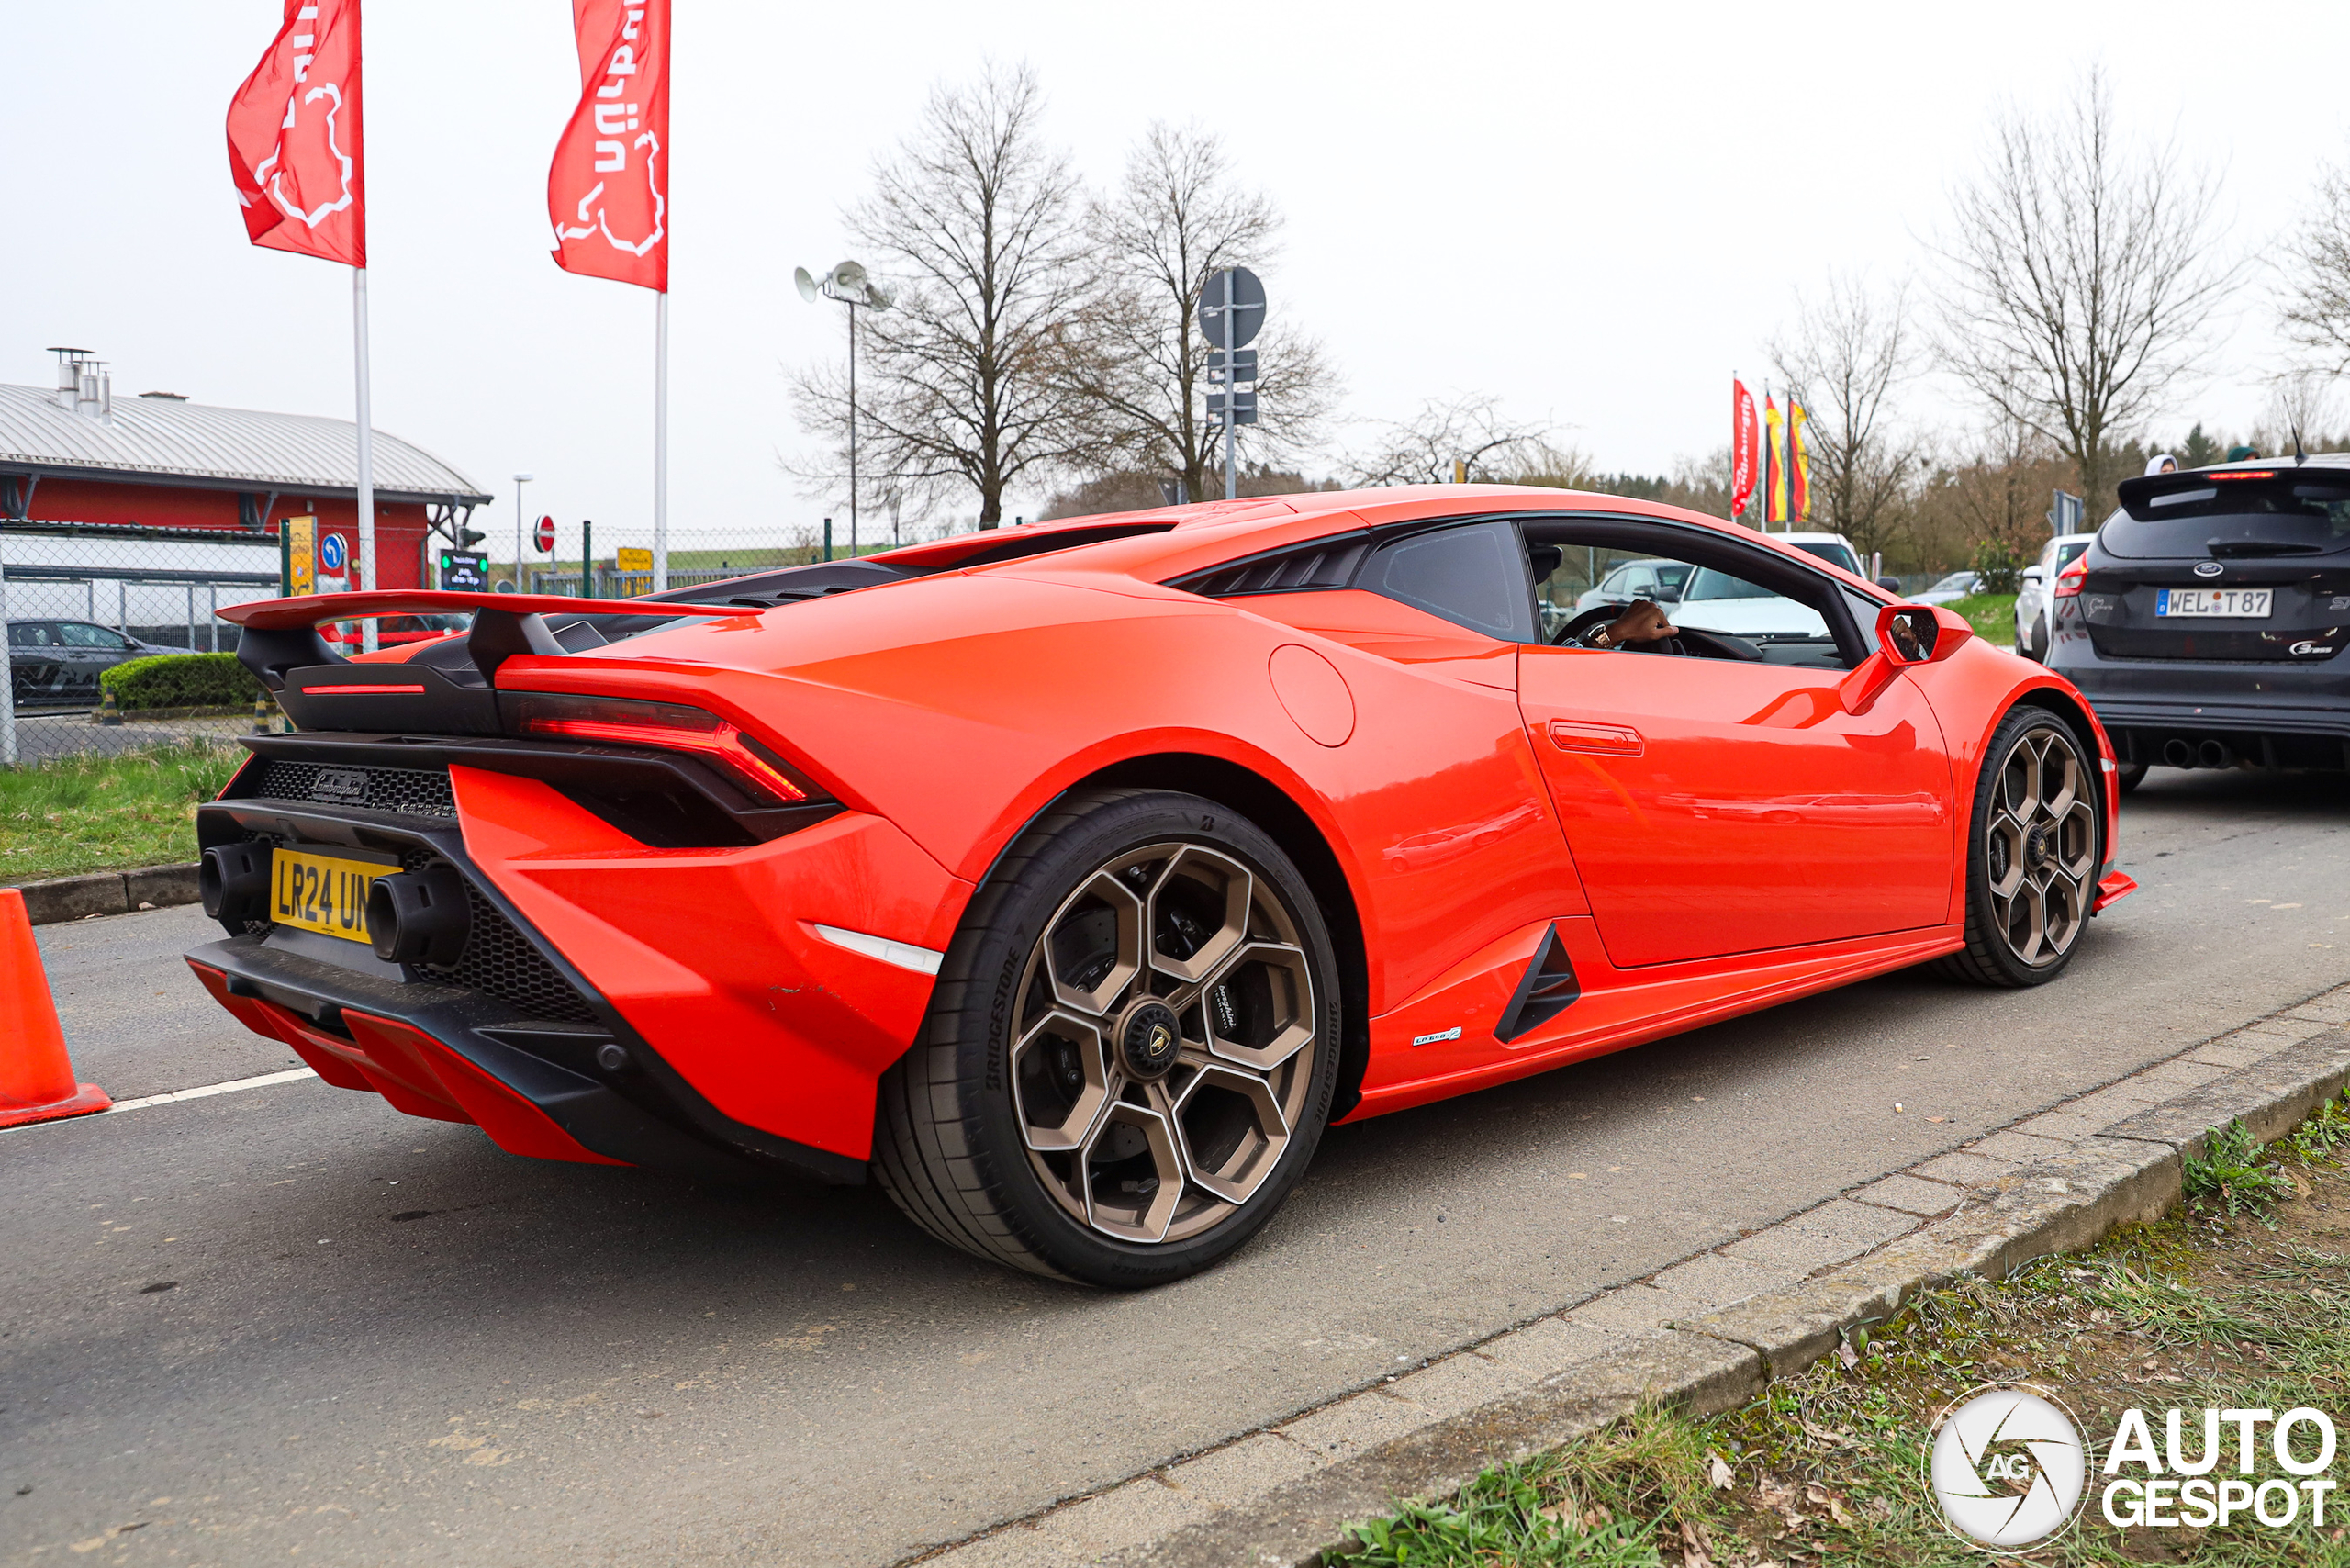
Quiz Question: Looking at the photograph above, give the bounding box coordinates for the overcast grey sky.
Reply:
[7,1,2344,562]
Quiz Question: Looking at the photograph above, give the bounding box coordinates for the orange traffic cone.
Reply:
[0,888,110,1127]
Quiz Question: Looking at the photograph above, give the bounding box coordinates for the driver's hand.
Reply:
[1599,599,1676,647]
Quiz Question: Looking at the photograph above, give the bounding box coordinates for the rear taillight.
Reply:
[504,693,821,805]
[2053,559,2087,599]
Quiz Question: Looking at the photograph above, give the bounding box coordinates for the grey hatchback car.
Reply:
[2049,459,2350,790]
[8,620,176,707]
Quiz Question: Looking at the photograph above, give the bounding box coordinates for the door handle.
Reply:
[1547,719,1644,756]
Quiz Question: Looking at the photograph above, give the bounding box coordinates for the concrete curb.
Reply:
[12,863,201,925]
[909,988,2350,1568]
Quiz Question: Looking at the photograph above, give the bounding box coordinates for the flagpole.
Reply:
[653,291,668,594]
[353,264,377,651]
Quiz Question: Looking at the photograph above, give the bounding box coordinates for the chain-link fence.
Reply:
[3,529,285,766]
[490,523,921,598]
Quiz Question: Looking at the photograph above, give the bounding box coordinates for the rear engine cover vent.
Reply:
[251,759,456,818]
[1495,924,1581,1043]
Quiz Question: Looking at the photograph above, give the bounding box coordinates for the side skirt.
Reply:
[1344,917,1965,1121]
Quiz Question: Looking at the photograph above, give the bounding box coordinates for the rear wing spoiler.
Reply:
[221,590,744,689]
[220,591,752,734]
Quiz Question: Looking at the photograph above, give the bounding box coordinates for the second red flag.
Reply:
[548,0,670,291]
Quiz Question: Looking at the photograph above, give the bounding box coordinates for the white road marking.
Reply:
[1,1068,319,1133]
[106,1068,319,1113]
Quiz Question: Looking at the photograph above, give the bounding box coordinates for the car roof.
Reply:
[834,485,1902,606]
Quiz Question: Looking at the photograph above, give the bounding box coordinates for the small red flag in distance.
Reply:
[548,0,670,291]
[1730,380,1758,520]
[227,0,366,267]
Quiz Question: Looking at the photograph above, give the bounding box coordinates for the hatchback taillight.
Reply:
[2053,559,2087,599]
[504,692,821,805]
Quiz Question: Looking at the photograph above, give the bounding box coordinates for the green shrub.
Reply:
[1969,537,2024,595]
[96,653,265,711]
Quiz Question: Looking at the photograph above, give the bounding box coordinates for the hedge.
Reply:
[96,653,266,711]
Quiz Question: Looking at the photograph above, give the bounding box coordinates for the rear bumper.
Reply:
[2051,627,2350,767]
[183,944,858,1181]
[185,756,974,1181]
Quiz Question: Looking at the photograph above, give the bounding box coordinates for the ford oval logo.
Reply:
[2193,560,2224,577]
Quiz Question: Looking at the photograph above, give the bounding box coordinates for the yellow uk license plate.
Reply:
[271,846,393,944]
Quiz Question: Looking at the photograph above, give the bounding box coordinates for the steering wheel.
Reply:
[1551,603,1683,655]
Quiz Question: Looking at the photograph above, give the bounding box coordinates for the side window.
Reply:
[60,623,124,649]
[1363,520,1535,641]
[1529,526,1864,669]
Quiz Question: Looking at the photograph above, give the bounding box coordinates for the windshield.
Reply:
[2103,478,2350,559]
[1930,573,1974,592]
[1789,541,1862,574]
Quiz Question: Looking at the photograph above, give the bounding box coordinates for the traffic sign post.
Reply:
[1198,267,1265,501]
[532,515,555,552]
[438,550,488,591]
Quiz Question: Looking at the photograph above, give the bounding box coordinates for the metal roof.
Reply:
[0,382,491,505]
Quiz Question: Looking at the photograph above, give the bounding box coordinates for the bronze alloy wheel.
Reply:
[1983,722,2098,968]
[871,788,1341,1286]
[1010,842,1318,1245]
[1938,708,2103,989]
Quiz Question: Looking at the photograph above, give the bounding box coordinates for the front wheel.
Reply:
[1935,708,2103,988]
[872,789,1341,1286]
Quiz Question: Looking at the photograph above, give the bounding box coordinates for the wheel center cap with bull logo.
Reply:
[1116,999,1182,1081]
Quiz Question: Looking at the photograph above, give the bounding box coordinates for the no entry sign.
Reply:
[532,515,555,553]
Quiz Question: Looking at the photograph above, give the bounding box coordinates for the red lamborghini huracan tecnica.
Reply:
[187,487,2135,1286]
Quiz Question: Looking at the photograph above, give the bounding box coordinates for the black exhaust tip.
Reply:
[2162,738,2194,768]
[199,843,273,925]
[364,865,471,966]
[2197,738,2232,769]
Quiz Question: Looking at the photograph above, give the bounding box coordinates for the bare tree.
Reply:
[1348,395,1573,487]
[789,64,1110,529]
[1913,417,2071,572]
[1931,68,2239,514]
[1771,273,1919,561]
[2282,162,2350,375]
[1079,123,1337,501]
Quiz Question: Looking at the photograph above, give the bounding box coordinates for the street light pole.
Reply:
[798,262,891,563]
[510,473,532,592]
[848,302,858,560]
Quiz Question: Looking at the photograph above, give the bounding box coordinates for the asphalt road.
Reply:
[5,767,2347,1567]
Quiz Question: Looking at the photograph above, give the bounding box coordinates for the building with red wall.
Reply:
[1,349,489,599]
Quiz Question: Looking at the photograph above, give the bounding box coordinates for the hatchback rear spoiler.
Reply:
[220,590,745,692]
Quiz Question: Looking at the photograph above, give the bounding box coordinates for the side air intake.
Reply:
[1494,924,1580,1043]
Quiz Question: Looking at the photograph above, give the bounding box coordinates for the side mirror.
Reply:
[1874,576,1902,593]
[1877,603,1975,666]
[2021,567,2042,583]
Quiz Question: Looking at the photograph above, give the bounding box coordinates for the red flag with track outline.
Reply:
[547,0,669,291]
[226,0,366,266]
[1730,379,1759,520]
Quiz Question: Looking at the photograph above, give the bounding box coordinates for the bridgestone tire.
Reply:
[871,788,1342,1287]
[1933,707,2103,989]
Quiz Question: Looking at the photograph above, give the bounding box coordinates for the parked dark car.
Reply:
[7,619,177,707]
[2049,458,2350,790]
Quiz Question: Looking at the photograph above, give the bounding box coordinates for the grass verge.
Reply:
[1329,1089,2350,1567]
[1948,592,2020,647]
[0,742,242,884]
